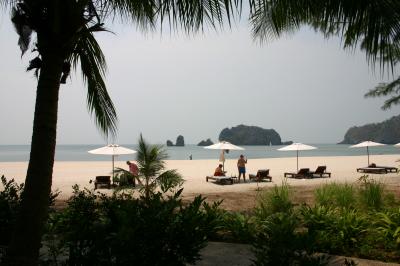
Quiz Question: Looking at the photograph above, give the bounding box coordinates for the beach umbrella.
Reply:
[350,141,385,165]
[278,143,317,172]
[204,141,244,171]
[88,144,137,181]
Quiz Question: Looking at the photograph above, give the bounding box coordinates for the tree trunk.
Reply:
[2,52,63,266]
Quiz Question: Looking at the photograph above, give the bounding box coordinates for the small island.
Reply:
[197,138,214,146]
[339,115,400,144]
[166,135,185,147]
[219,125,284,145]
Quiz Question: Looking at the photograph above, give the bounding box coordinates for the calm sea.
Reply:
[0,144,399,162]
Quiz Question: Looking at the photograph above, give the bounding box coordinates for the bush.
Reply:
[47,187,222,265]
[0,176,24,246]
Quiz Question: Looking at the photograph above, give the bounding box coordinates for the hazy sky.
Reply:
[0,14,399,145]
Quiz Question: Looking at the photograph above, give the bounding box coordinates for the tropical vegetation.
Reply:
[1,0,400,264]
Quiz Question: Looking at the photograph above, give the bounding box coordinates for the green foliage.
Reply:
[136,134,184,198]
[219,212,255,243]
[0,176,24,246]
[255,181,293,220]
[358,176,385,210]
[315,183,355,209]
[375,208,400,247]
[46,187,221,265]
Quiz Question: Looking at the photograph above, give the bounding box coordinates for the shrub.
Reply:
[0,176,24,246]
[219,212,255,243]
[47,187,221,266]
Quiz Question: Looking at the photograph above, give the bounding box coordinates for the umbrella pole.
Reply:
[112,155,115,185]
[297,150,299,172]
[367,146,369,165]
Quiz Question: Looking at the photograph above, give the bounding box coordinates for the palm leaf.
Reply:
[70,26,118,138]
[249,0,400,68]
[365,76,400,110]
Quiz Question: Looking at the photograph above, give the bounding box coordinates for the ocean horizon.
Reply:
[1,144,399,162]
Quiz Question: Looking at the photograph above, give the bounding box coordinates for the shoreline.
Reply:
[1,154,399,201]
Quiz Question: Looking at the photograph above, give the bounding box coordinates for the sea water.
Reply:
[0,144,399,162]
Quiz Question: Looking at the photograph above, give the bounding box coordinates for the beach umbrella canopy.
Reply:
[204,141,244,170]
[350,141,385,165]
[88,144,137,180]
[278,143,317,171]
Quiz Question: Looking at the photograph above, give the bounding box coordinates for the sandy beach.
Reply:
[1,155,399,204]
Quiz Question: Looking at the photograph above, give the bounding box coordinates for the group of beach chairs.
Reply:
[206,163,399,185]
[206,166,332,185]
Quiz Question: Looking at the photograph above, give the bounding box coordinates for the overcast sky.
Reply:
[0,14,399,145]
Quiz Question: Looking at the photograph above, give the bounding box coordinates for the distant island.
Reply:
[219,125,287,145]
[197,138,214,146]
[166,135,185,146]
[339,115,400,144]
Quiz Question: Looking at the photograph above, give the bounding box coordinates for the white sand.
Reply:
[1,155,399,200]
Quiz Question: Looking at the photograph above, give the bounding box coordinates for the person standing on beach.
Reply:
[237,155,247,182]
[127,161,139,186]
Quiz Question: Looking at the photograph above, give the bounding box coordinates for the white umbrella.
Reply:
[350,141,385,165]
[204,141,244,171]
[88,144,137,180]
[278,143,317,171]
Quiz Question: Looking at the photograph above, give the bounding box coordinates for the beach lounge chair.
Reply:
[206,175,234,184]
[368,163,398,173]
[284,168,310,179]
[249,169,272,182]
[94,175,111,189]
[310,166,331,178]
[357,167,387,174]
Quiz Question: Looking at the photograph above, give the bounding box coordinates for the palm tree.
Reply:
[114,135,183,196]
[136,134,183,198]
[0,1,240,265]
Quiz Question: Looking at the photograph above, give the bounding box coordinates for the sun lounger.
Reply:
[368,164,398,173]
[206,176,234,184]
[284,168,310,179]
[357,167,387,174]
[94,175,111,189]
[310,166,331,178]
[249,169,272,182]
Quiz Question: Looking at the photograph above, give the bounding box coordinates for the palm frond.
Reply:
[70,25,118,138]
[156,0,241,33]
[11,4,32,56]
[101,0,156,30]
[365,76,400,110]
[250,0,400,68]
[158,169,184,193]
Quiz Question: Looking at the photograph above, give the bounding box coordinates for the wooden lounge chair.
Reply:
[249,169,272,182]
[94,175,111,189]
[310,166,331,178]
[356,167,387,174]
[206,175,234,184]
[369,164,398,173]
[284,168,310,179]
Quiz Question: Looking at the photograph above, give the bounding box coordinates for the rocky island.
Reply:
[339,115,400,144]
[166,135,185,146]
[197,138,214,146]
[218,125,284,145]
